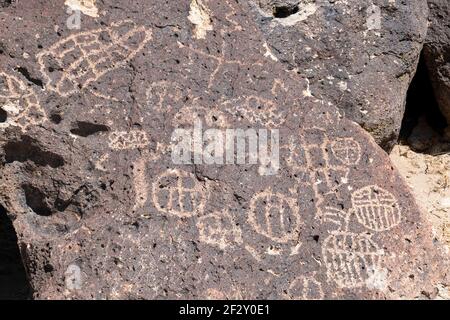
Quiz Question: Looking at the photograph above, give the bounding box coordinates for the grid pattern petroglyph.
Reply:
[286,128,363,216]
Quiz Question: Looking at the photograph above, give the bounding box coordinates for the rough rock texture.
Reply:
[0,0,449,299]
[249,0,429,150]
[423,0,450,128]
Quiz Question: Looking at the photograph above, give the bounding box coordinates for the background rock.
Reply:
[249,0,429,150]
[0,0,448,299]
[423,0,450,131]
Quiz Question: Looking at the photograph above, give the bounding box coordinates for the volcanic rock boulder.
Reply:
[0,0,449,299]
[248,0,429,150]
[423,0,450,128]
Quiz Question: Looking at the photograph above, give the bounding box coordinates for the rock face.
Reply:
[248,0,429,150]
[0,0,449,299]
[423,0,450,127]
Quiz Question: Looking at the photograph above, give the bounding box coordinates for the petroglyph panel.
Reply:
[322,232,384,288]
[37,20,152,99]
[152,169,208,217]
[248,189,301,243]
[351,186,402,232]
[0,72,46,131]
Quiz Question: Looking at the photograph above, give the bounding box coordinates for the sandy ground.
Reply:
[390,118,450,248]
